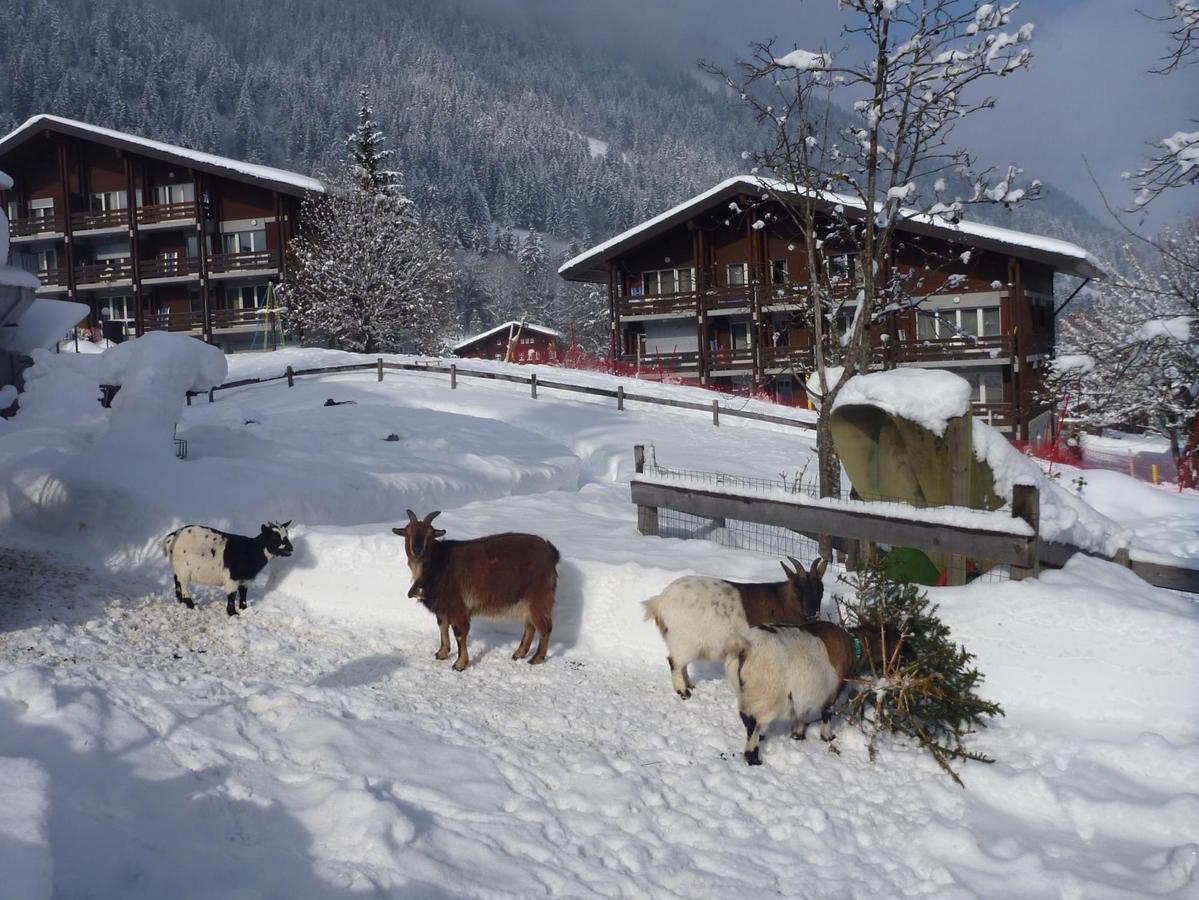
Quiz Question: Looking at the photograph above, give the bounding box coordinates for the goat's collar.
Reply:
[851,635,864,663]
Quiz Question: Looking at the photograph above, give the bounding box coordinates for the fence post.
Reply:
[208,387,215,404]
[450,364,457,390]
[633,444,659,534]
[531,372,538,399]
[377,357,383,382]
[617,384,624,411]
[186,392,192,407]
[944,414,972,586]
[712,400,719,427]
[286,365,294,387]
[634,444,645,474]
[1010,483,1040,580]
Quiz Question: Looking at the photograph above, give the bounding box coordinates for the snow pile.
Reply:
[972,419,1128,555]
[1135,315,1193,342]
[1053,353,1095,375]
[804,365,844,409]
[775,48,832,71]
[0,756,51,900]
[98,332,227,451]
[832,368,972,436]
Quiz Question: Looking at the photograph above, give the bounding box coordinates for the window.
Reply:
[152,183,195,205]
[225,284,269,310]
[35,247,58,273]
[918,311,939,340]
[89,191,127,212]
[159,250,180,275]
[918,305,1001,339]
[642,267,694,295]
[29,198,55,219]
[727,262,748,286]
[731,322,751,351]
[102,295,136,334]
[769,259,788,284]
[982,308,1001,336]
[5,201,17,219]
[222,230,267,255]
[826,254,853,283]
[959,308,980,337]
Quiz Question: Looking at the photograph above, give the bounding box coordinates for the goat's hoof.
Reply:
[676,689,691,700]
[239,601,247,610]
[791,731,806,741]
[528,655,547,666]
[434,650,450,660]
[745,751,762,766]
[452,659,468,672]
[184,601,195,610]
[512,650,528,661]
[820,734,835,743]
[226,608,239,618]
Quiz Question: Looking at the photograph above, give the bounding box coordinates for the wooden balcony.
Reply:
[617,290,697,318]
[972,402,1017,429]
[211,307,265,330]
[889,334,1013,364]
[9,214,64,238]
[136,201,198,226]
[707,348,755,370]
[34,265,69,287]
[139,256,201,280]
[760,346,815,372]
[619,351,701,370]
[208,250,279,274]
[143,309,205,333]
[72,208,129,231]
[75,260,134,285]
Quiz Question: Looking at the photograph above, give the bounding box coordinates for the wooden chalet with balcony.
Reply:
[0,115,323,350]
[558,176,1104,439]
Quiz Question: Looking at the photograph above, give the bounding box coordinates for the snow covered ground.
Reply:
[1,345,1197,898]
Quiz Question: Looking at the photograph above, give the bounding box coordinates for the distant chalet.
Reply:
[0,115,323,351]
[452,321,563,363]
[559,175,1105,439]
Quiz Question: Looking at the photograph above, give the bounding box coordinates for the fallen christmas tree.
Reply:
[834,562,1004,786]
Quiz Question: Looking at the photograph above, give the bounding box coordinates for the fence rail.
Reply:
[629,447,1199,594]
[170,358,817,431]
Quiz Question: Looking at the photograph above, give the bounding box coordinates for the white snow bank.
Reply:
[0,757,52,900]
[98,333,227,450]
[0,385,16,410]
[0,299,88,355]
[832,368,972,436]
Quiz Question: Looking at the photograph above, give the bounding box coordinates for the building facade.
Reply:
[452,321,563,363]
[0,115,323,350]
[559,176,1103,439]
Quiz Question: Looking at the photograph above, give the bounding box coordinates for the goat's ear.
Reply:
[424,510,442,525]
[391,526,407,537]
[810,557,828,579]
[261,523,271,534]
[406,509,418,524]
[780,560,796,578]
[432,528,446,538]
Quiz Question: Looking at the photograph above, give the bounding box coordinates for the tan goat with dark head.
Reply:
[392,510,559,671]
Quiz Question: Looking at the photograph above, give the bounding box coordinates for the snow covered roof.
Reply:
[0,115,324,197]
[558,175,1105,282]
[452,321,564,352]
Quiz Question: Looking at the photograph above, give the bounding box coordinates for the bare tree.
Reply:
[705,0,1039,502]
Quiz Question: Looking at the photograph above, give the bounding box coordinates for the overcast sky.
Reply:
[468,0,1198,232]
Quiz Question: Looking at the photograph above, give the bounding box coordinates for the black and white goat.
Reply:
[161,522,293,616]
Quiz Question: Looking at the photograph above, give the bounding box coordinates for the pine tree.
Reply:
[833,563,1004,786]
[346,85,401,196]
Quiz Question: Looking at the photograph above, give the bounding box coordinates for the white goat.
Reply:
[161,522,293,617]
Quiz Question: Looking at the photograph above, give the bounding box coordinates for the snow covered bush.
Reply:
[834,563,1004,786]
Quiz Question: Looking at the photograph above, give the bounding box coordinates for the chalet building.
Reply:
[452,321,564,363]
[0,115,322,351]
[559,176,1104,440]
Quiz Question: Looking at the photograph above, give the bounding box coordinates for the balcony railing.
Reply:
[619,350,701,370]
[136,201,198,226]
[143,309,206,333]
[10,214,64,237]
[617,290,698,318]
[75,260,134,284]
[760,346,815,371]
[139,256,201,280]
[211,307,266,329]
[706,348,756,370]
[972,402,1018,429]
[209,250,279,273]
[34,265,69,286]
[72,208,129,231]
[889,334,1013,363]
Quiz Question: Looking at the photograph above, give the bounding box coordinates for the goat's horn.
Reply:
[424,511,441,524]
[406,509,418,524]
[787,556,803,572]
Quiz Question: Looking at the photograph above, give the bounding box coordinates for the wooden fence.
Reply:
[170,357,816,432]
[629,446,1199,594]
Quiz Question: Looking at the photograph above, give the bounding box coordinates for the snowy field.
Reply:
[1,344,1197,898]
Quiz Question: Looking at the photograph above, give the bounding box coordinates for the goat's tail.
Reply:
[723,635,752,691]
[159,529,179,558]
[642,593,664,627]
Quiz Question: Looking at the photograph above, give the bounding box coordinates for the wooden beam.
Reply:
[194,171,212,340]
[125,155,144,336]
[630,481,1035,566]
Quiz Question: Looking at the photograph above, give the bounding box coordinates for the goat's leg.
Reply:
[452,617,471,671]
[226,591,238,617]
[528,612,551,665]
[512,621,536,660]
[741,710,763,766]
[173,575,184,604]
[668,655,691,699]
[790,697,807,740]
[178,575,195,610]
[434,615,452,660]
[819,704,835,742]
[238,585,248,610]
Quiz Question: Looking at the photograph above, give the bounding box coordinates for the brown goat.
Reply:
[392,510,559,671]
